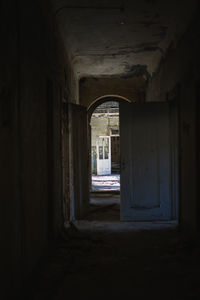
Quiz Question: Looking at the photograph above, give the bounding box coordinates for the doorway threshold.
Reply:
[90,190,120,197]
[70,220,178,233]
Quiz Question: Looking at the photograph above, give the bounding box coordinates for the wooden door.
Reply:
[196,84,200,230]
[69,103,89,220]
[111,136,120,173]
[120,102,171,221]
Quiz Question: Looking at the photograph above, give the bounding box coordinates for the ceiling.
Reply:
[52,0,197,80]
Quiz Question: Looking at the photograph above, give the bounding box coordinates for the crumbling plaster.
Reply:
[79,77,146,108]
[53,0,197,84]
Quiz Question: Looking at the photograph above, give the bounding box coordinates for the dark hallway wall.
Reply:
[0,1,69,298]
[0,1,21,297]
[146,9,200,230]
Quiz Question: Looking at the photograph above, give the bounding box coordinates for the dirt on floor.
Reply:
[21,198,200,300]
[88,195,120,221]
[20,227,200,300]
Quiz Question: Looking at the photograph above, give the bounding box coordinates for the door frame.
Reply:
[87,96,130,193]
[68,103,89,221]
[196,83,200,230]
[167,85,181,221]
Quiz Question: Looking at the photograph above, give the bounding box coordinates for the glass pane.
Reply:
[92,146,96,155]
[91,146,97,174]
[104,138,109,146]
[104,146,109,159]
[99,146,103,159]
[99,138,103,146]
[111,129,119,135]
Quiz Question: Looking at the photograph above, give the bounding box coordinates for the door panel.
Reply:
[69,103,89,220]
[196,84,200,230]
[120,102,171,221]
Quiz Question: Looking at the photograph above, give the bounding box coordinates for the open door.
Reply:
[69,103,89,220]
[120,102,172,221]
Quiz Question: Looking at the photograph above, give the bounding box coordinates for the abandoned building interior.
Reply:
[1,0,200,298]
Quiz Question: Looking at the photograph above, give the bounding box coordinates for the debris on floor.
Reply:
[92,174,120,191]
[21,196,200,300]
[22,225,200,300]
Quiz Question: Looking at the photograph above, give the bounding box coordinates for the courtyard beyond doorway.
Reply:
[92,174,120,191]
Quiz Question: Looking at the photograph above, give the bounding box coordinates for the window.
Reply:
[111,129,119,135]
[99,146,103,159]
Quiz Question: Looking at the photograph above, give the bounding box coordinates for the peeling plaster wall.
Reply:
[91,114,119,147]
[79,77,146,108]
[53,0,198,105]
[146,10,200,231]
[62,51,79,104]
[0,1,69,297]
[53,0,198,80]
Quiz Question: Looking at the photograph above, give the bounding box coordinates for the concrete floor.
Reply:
[83,195,177,231]
[22,195,200,300]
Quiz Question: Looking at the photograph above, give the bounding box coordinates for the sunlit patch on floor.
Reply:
[92,174,120,191]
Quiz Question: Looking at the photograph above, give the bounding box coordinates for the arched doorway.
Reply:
[87,96,131,222]
[68,95,179,223]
